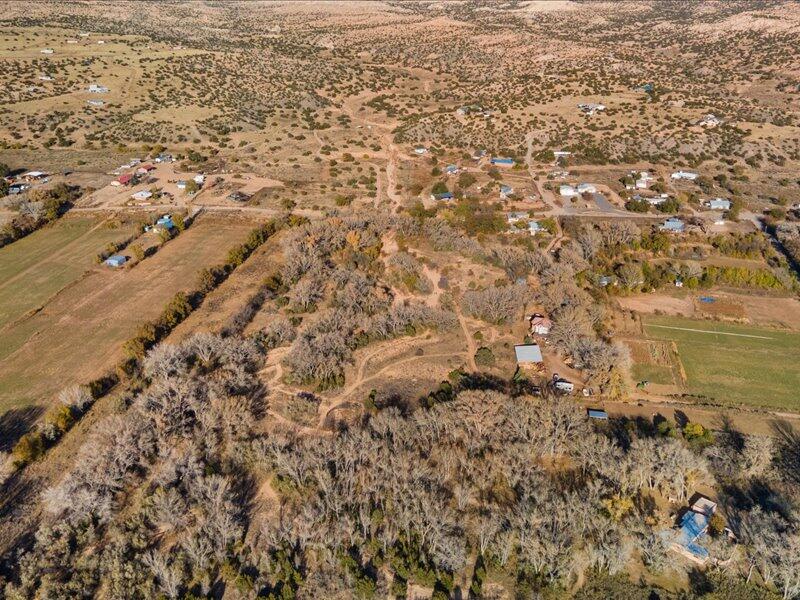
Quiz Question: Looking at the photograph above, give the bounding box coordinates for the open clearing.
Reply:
[0,216,253,413]
[0,216,137,328]
[642,315,800,411]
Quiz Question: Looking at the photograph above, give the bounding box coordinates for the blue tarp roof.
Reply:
[156,216,174,228]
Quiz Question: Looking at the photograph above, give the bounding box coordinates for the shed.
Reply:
[490,157,515,167]
[514,344,543,365]
[104,254,127,267]
[587,409,608,420]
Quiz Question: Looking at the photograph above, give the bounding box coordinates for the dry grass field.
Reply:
[0,214,253,412]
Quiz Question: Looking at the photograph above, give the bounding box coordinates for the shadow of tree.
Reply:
[0,406,44,452]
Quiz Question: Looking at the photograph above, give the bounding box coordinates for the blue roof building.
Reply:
[660,217,685,233]
[156,215,175,229]
[444,164,459,175]
[528,221,544,234]
[587,409,608,420]
[431,192,454,201]
[105,254,127,267]
[668,495,717,564]
[491,157,515,166]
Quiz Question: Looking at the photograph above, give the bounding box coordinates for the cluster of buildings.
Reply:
[514,313,578,395]
[624,170,656,190]
[3,170,49,196]
[506,211,544,235]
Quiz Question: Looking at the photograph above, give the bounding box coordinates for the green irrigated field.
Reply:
[642,315,800,411]
[0,216,137,328]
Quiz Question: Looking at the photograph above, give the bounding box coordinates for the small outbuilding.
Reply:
[514,343,543,366]
[587,409,608,420]
[104,254,127,268]
[490,157,515,167]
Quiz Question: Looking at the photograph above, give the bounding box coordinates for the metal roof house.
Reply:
[576,183,597,194]
[671,170,698,181]
[669,495,718,564]
[660,217,685,233]
[104,254,127,268]
[490,157,515,167]
[514,344,543,365]
[708,198,731,210]
[499,184,514,198]
[444,164,459,175]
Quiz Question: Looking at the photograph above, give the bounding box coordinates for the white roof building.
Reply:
[131,190,153,201]
[671,171,698,181]
[577,183,596,194]
[559,184,578,197]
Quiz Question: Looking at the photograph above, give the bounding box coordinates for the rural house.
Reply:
[671,170,698,181]
[707,198,731,211]
[577,183,596,194]
[660,217,685,233]
[668,495,718,565]
[529,314,552,336]
[499,184,514,199]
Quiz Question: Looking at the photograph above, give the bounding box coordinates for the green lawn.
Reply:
[643,315,800,411]
[0,217,135,328]
[631,363,674,386]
